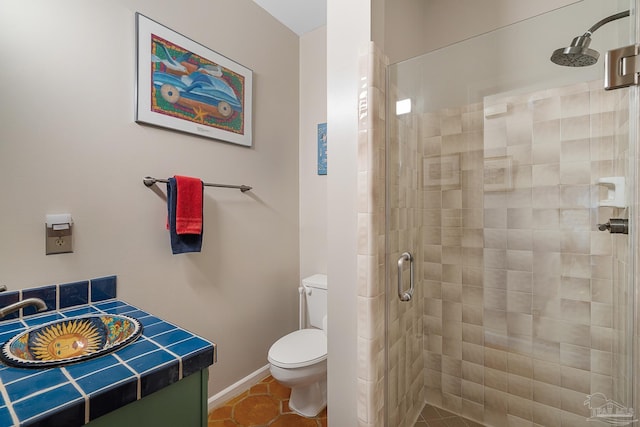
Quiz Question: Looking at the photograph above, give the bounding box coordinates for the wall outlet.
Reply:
[45,226,73,255]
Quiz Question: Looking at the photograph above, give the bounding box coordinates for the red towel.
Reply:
[174,175,203,235]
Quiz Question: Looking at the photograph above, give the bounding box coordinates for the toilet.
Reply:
[268,274,327,417]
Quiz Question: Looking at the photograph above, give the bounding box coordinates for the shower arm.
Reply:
[584,10,630,37]
[551,9,632,70]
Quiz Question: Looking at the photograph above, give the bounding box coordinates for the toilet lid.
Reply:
[268,329,327,369]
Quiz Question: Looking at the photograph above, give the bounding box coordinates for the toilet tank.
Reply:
[302,274,327,329]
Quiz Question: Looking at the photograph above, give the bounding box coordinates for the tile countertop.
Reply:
[0,300,215,426]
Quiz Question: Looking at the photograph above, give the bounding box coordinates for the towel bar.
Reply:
[143,176,252,193]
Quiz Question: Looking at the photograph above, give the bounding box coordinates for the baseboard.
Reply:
[207,364,271,412]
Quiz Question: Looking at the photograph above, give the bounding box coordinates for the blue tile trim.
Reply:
[0,319,24,334]
[126,349,178,375]
[138,315,164,328]
[0,406,12,427]
[0,292,19,321]
[181,346,215,378]
[152,328,192,347]
[12,383,85,426]
[100,305,143,317]
[90,276,117,302]
[0,330,20,345]
[140,361,180,397]
[61,306,100,317]
[0,274,116,325]
[167,336,211,357]
[88,378,138,421]
[115,338,160,361]
[0,299,214,427]
[22,312,64,327]
[59,280,89,309]
[5,369,69,402]
[64,355,120,380]
[92,300,131,312]
[0,366,41,386]
[76,364,137,395]
[118,309,148,318]
[144,321,176,337]
[22,285,56,316]
[23,401,85,427]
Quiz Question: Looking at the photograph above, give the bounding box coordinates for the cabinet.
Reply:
[85,369,208,427]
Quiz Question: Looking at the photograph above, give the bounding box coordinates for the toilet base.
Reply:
[288,377,327,417]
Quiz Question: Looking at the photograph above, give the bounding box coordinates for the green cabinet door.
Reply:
[85,369,208,427]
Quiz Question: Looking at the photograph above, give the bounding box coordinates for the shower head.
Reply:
[550,35,599,67]
[550,10,630,67]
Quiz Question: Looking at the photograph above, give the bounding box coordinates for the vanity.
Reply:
[0,276,215,427]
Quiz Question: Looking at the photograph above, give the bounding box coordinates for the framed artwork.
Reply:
[135,13,253,147]
[423,154,460,187]
[317,123,327,175]
[484,156,513,191]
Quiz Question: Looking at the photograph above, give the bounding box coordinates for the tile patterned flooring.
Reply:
[207,376,478,427]
[207,375,327,427]
[414,404,483,427]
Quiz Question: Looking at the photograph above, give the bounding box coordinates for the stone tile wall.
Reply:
[421,81,631,427]
[356,42,389,427]
[358,42,635,427]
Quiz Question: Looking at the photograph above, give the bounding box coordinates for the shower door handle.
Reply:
[397,252,414,302]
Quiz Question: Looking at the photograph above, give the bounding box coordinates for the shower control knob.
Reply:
[597,218,628,234]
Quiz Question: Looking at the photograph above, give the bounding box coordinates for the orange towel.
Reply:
[174,175,203,235]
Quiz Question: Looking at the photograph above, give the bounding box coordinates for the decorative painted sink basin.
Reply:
[0,314,142,368]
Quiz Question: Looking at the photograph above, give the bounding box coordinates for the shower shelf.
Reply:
[597,177,625,208]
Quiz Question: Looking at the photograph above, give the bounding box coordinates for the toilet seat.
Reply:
[268,329,327,369]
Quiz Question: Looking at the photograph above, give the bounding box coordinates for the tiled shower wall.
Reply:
[356,42,388,427]
[357,42,426,427]
[421,80,632,427]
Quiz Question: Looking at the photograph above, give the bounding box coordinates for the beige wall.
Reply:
[381,0,580,64]
[0,0,300,397]
[299,26,328,279]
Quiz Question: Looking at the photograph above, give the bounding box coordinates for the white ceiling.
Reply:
[252,0,327,36]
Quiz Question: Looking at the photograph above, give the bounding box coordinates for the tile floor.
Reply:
[207,377,479,427]
[414,404,483,427]
[207,375,327,427]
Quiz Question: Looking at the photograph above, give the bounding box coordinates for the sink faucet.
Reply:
[0,298,47,319]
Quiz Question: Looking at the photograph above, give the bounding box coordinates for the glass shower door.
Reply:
[385,74,425,426]
[385,1,638,426]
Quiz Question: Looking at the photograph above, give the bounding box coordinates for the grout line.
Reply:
[417,404,479,427]
[113,353,142,400]
[0,379,19,426]
[207,375,327,425]
[60,367,89,424]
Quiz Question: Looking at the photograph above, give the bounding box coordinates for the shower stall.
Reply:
[382,0,640,426]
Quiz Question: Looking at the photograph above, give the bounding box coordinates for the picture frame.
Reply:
[484,156,513,191]
[135,13,253,147]
[423,154,460,187]
[317,123,327,175]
